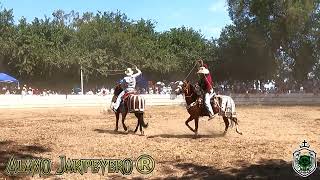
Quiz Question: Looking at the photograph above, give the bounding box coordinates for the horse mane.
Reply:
[113,84,123,96]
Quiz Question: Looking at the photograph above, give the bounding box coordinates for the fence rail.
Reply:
[0,93,319,108]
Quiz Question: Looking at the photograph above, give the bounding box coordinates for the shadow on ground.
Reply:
[164,159,320,180]
[94,128,130,135]
[94,128,145,136]
[147,133,226,139]
[105,159,320,180]
[0,140,51,179]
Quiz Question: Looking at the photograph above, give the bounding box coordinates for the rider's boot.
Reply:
[208,106,215,120]
[206,102,215,121]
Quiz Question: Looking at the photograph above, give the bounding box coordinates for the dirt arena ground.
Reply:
[0,105,320,179]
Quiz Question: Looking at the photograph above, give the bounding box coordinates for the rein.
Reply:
[82,55,138,77]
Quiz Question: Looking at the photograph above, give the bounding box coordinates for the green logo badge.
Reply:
[292,140,317,177]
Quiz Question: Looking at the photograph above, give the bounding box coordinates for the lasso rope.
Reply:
[81,56,138,77]
[183,59,215,91]
[82,66,126,77]
[184,61,198,81]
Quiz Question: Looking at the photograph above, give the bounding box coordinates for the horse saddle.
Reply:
[198,96,222,115]
[122,91,137,101]
[198,96,220,106]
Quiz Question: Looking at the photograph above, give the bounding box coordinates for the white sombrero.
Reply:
[125,68,134,76]
[197,66,209,74]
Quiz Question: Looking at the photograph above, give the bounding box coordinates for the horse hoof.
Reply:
[236,127,243,135]
[114,128,118,132]
[237,131,243,135]
[140,131,144,136]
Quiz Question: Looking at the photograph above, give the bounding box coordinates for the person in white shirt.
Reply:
[111,66,142,112]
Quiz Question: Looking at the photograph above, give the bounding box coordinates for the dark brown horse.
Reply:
[111,84,148,135]
[175,80,242,136]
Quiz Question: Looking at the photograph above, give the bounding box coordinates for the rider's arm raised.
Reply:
[132,67,142,78]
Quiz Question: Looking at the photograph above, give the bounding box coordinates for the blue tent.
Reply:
[0,73,19,83]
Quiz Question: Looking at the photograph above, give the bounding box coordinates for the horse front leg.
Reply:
[185,116,195,133]
[114,111,120,132]
[121,110,128,132]
[194,118,199,136]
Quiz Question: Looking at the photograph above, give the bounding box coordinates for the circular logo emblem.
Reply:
[135,154,155,174]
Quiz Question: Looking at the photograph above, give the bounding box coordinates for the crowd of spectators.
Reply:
[214,80,320,95]
[76,81,179,95]
[85,80,319,95]
[0,84,59,96]
[1,79,319,95]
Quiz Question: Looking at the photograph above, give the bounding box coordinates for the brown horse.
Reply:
[111,84,148,135]
[175,80,242,136]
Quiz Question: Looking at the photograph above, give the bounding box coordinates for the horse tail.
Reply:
[139,113,148,128]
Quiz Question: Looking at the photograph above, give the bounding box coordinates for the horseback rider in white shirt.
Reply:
[111,66,142,112]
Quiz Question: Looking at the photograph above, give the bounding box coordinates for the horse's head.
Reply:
[181,80,191,95]
[173,81,183,95]
[174,80,193,96]
[111,83,123,103]
[174,80,198,99]
[113,83,123,95]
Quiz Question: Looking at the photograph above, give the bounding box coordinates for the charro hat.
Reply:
[125,68,134,76]
[197,66,209,74]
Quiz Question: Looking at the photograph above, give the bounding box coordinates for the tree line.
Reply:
[0,0,319,90]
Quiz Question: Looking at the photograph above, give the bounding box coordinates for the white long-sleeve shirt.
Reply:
[121,69,142,91]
